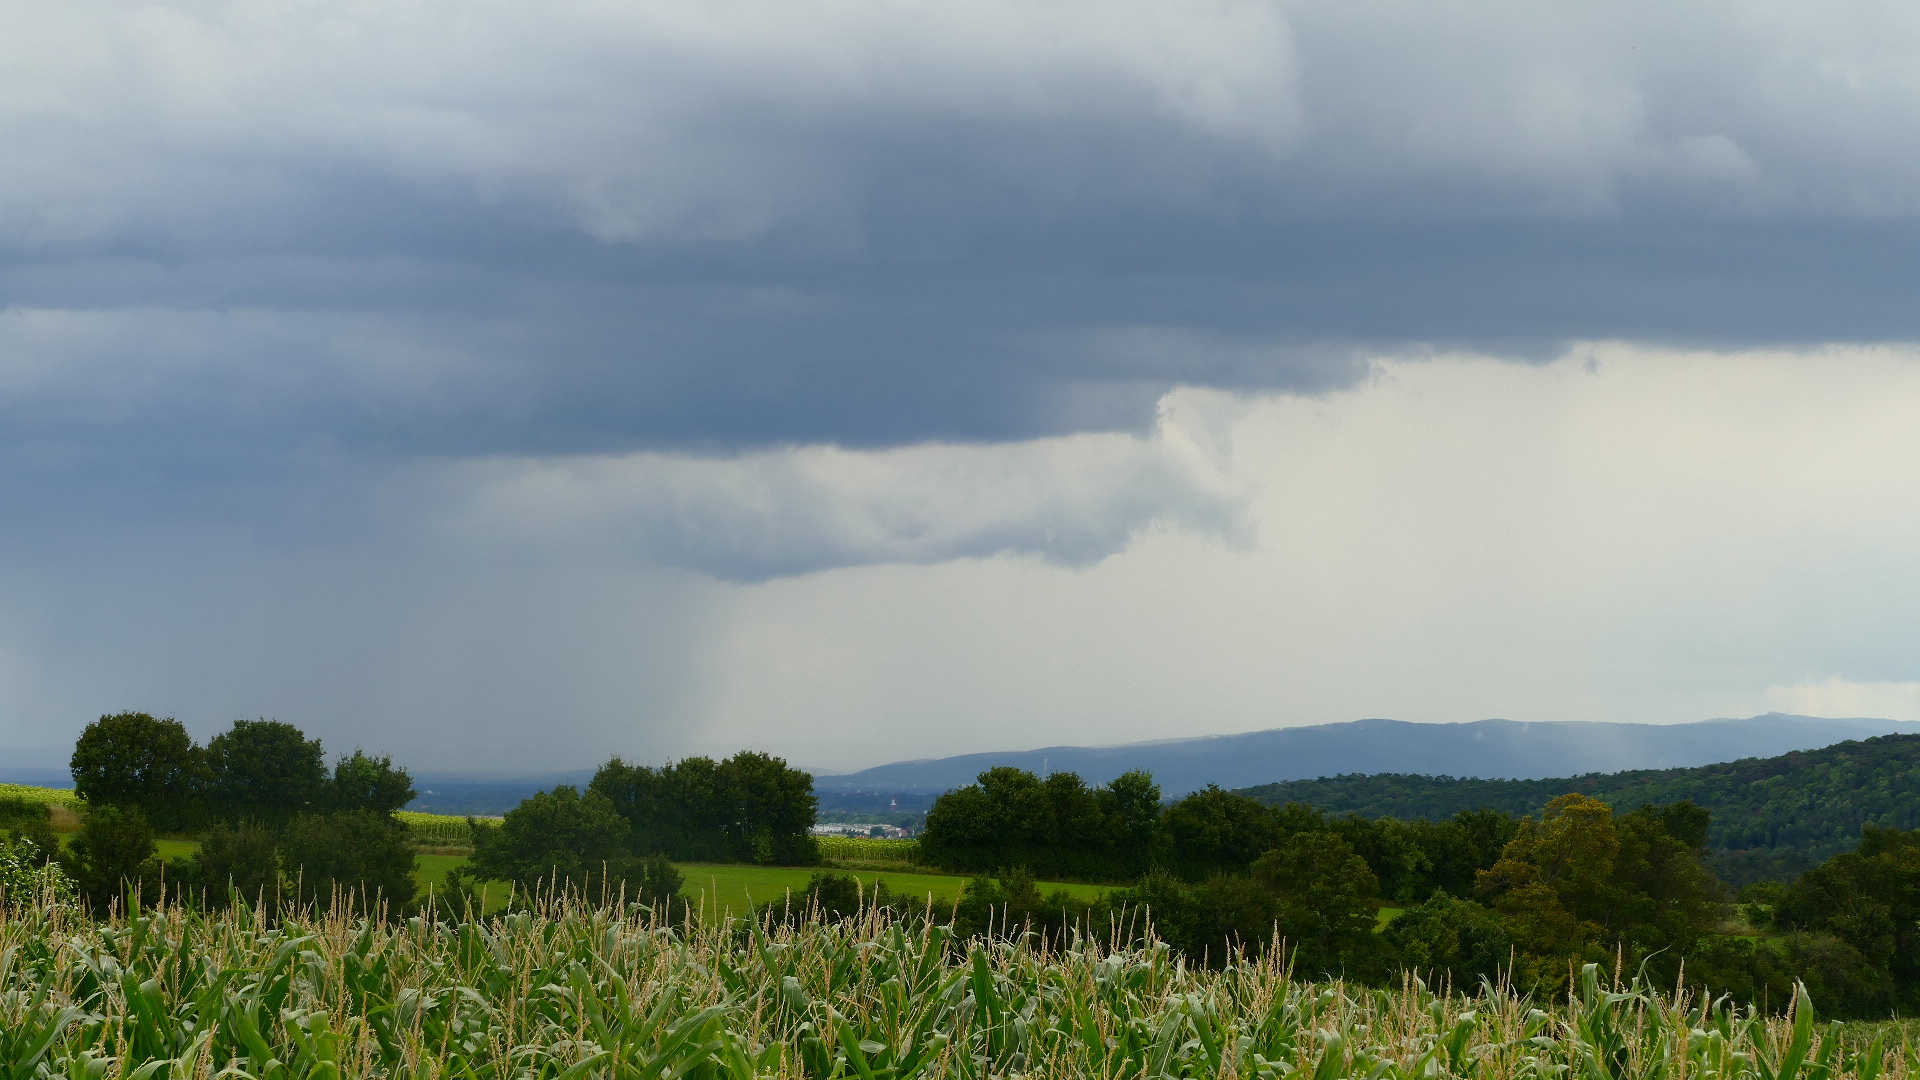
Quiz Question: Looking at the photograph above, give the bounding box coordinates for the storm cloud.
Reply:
[7,1,1920,766]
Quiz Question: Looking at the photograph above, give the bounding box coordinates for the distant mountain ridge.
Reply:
[817,714,1916,797]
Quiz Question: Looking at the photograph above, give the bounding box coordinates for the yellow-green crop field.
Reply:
[0,783,81,808]
[813,835,919,863]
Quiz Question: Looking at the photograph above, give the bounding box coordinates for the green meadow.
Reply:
[7,786,1115,914]
[676,861,1110,917]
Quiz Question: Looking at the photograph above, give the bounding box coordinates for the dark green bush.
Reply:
[1384,891,1511,990]
[67,804,162,912]
[0,797,59,864]
[281,810,418,913]
[178,820,283,909]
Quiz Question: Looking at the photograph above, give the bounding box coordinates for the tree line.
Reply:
[449,752,819,905]
[71,711,415,829]
[912,764,1920,1017]
[9,712,422,912]
[918,768,1517,896]
[20,713,823,917]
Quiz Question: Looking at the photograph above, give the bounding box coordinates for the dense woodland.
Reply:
[909,750,1920,1017]
[17,711,423,911]
[1235,734,1920,882]
[451,753,818,907]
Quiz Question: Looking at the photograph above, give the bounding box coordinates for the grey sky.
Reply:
[5,0,1920,770]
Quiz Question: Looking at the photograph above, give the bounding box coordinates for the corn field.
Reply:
[0,890,1902,1080]
[814,837,918,865]
[395,813,479,852]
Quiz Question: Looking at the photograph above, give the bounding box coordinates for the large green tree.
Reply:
[70,712,202,830]
[1473,794,1725,995]
[918,767,1169,881]
[325,750,416,816]
[1251,830,1383,976]
[469,785,634,896]
[1104,770,1165,877]
[204,719,327,826]
[1160,786,1313,881]
[1384,891,1513,990]
[1774,824,1920,1013]
[719,751,820,865]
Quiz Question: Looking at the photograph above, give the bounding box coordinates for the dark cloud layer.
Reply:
[9,218,1920,473]
[5,0,1920,476]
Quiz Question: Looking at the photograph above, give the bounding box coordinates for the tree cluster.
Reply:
[71,712,415,829]
[455,750,819,910]
[1724,823,1920,1017]
[917,769,1516,895]
[460,785,685,913]
[586,752,820,865]
[1443,794,1726,994]
[917,767,1161,880]
[917,769,1735,999]
[53,712,419,914]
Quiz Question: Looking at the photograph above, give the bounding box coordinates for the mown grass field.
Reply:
[120,842,1110,915]
[0,892,1881,1079]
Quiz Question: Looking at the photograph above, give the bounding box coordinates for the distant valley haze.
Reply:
[9,713,1900,817]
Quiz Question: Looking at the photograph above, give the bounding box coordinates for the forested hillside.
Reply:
[1236,733,1920,882]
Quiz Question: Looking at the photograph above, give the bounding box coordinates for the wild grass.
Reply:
[0,888,1897,1079]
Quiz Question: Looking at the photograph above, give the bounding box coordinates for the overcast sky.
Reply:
[6,0,1920,773]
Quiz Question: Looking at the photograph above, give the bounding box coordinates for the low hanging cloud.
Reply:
[440,398,1251,580]
[1767,678,1920,724]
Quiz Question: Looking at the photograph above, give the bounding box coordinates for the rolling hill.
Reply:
[816,714,1913,797]
[1237,732,1920,884]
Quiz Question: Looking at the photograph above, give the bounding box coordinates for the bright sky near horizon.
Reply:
[5,0,1920,772]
